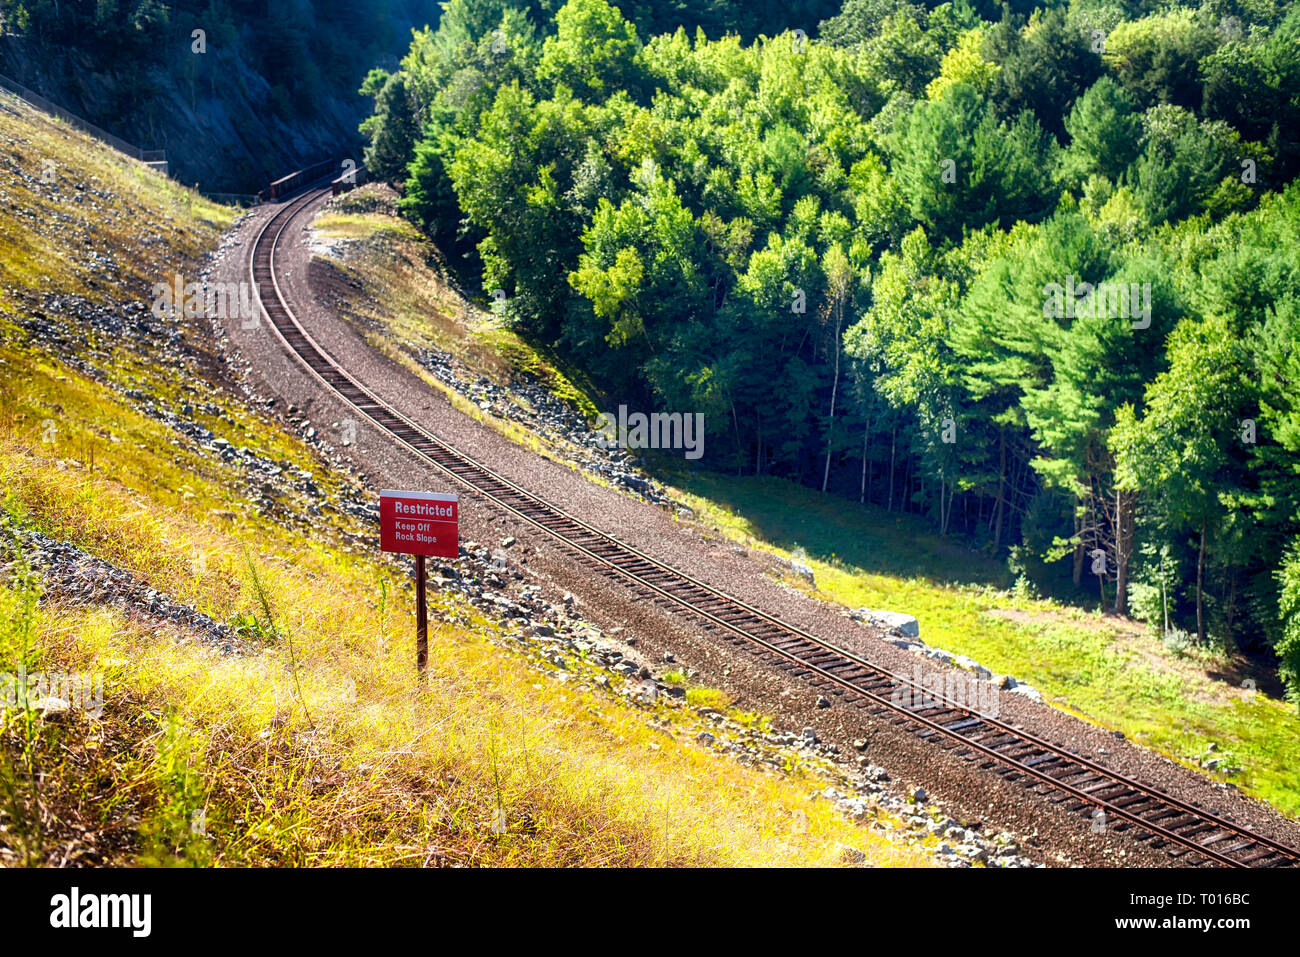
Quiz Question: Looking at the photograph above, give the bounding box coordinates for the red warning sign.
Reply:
[379,489,459,558]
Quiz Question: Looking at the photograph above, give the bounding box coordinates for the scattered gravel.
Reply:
[413,349,682,510]
[1,514,245,654]
[427,535,1038,867]
[200,192,1300,868]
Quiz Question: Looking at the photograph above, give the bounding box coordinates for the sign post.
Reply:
[379,489,459,680]
[415,553,428,675]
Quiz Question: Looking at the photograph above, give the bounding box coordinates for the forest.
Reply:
[1,0,439,116]
[358,0,1300,697]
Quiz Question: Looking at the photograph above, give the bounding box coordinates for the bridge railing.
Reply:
[0,71,167,172]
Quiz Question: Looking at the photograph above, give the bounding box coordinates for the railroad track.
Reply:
[250,183,1300,869]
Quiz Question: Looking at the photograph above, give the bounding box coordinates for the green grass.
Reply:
[475,327,604,420]
[314,211,422,242]
[667,471,1012,587]
[685,687,733,710]
[660,670,733,710]
[299,177,1300,822]
[0,102,927,868]
[663,468,1300,818]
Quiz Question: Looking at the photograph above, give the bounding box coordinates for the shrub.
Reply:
[1162,627,1194,657]
[1126,581,1164,634]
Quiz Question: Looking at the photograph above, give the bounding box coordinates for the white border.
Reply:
[380,489,459,502]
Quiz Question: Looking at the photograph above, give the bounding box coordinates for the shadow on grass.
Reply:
[656,464,1013,591]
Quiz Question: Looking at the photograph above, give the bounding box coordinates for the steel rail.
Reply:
[248,186,1300,869]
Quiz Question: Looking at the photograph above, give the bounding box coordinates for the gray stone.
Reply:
[851,608,920,639]
[790,562,816,585]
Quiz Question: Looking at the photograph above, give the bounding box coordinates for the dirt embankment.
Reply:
[208,194,1300,868]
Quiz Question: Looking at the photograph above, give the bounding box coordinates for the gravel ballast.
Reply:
[204,193,1300,868]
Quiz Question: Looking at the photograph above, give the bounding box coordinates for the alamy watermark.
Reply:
[1042,275,1151,330]
[890,664,1000,719]
[594,405,705,460]
[151,273,257,326]
[49,887,150,937]
[2,665,104,718]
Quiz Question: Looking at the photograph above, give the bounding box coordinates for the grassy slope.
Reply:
[313,190,603,418]
[304,189,1300,821]
[0,102,924,867]
[667,471,1300,818]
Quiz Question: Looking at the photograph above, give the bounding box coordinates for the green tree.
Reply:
[538,0,642,101]
[449,83,593,332]
[1274,541,1300,701]
[1200,8,1300,181]
[400,130,478,265]
[1113,315,1253,643]
[926,26,1000,101]
[1059,77,1142,187]
[863,8,942,98]
[360,71,419,184]
[1102,8,1219,111]
[983,7,1102,138]
[820,242,857,492]
[890,82,1057,240]
[1127,104,1242,224]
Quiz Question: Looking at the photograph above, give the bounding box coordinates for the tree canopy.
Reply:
[360,0,1300,700]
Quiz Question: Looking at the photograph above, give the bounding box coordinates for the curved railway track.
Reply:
[250,183,1300,869]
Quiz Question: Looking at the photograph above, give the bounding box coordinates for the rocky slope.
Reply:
[0,2,437,193]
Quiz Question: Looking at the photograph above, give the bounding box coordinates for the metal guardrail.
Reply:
[265,157,340,201]
[0,70,167,170]
[0,73,348,209]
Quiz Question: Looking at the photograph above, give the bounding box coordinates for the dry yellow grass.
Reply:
[0,349,923,866]
[0,97,927,867]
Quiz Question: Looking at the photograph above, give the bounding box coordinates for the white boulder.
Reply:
[852,608,920,639]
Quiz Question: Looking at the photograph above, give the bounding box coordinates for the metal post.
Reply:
[415,554,428,681]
